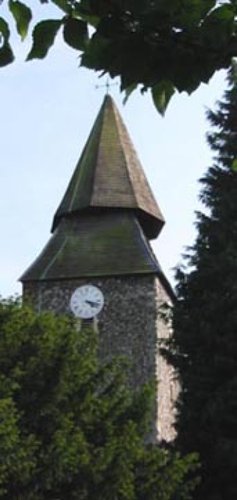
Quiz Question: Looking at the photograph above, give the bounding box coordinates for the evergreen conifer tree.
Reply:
[170,63,237,500]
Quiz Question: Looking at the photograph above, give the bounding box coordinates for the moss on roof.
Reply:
[21,213,162,282]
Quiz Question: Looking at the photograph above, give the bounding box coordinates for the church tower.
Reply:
[21,96,176,442]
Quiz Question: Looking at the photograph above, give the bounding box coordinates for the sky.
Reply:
[0,3,227,298]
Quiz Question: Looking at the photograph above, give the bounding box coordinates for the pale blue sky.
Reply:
[0,3,226,297]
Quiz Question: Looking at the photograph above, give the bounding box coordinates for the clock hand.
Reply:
[85,300,101,308]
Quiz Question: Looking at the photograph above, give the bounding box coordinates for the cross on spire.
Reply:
[95,76,118,94]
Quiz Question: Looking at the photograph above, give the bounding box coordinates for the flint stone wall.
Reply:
[23,274,177,442]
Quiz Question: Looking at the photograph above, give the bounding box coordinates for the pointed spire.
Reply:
[52,95,164,239]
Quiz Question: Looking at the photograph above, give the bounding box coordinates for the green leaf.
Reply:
[0,42,14,67]
[151,81,175,116]
[63,17,88,51]
[123,83,137,104]
[0,17,14,67]
[27,20,62,60]
[81,33,111,70]
[201,4,235,47]
[174,0,216,29]
[210,4,235,22]
[231,159,237,171]
[9,0,32,40]
[0,17,10,40]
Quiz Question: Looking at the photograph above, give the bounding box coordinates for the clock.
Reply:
[70,285,104,319]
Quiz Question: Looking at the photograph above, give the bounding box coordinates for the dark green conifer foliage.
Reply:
[170,63,237,499]
[0,299,197,500]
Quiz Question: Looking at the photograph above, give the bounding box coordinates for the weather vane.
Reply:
[95,76,118,94]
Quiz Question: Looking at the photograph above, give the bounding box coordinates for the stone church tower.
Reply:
[21,96,176,442]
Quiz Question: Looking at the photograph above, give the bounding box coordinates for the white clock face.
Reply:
[70,285,104,319]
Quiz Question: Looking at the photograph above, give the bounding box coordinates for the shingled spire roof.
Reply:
[52,95,164,240]
[20,213,163,282]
